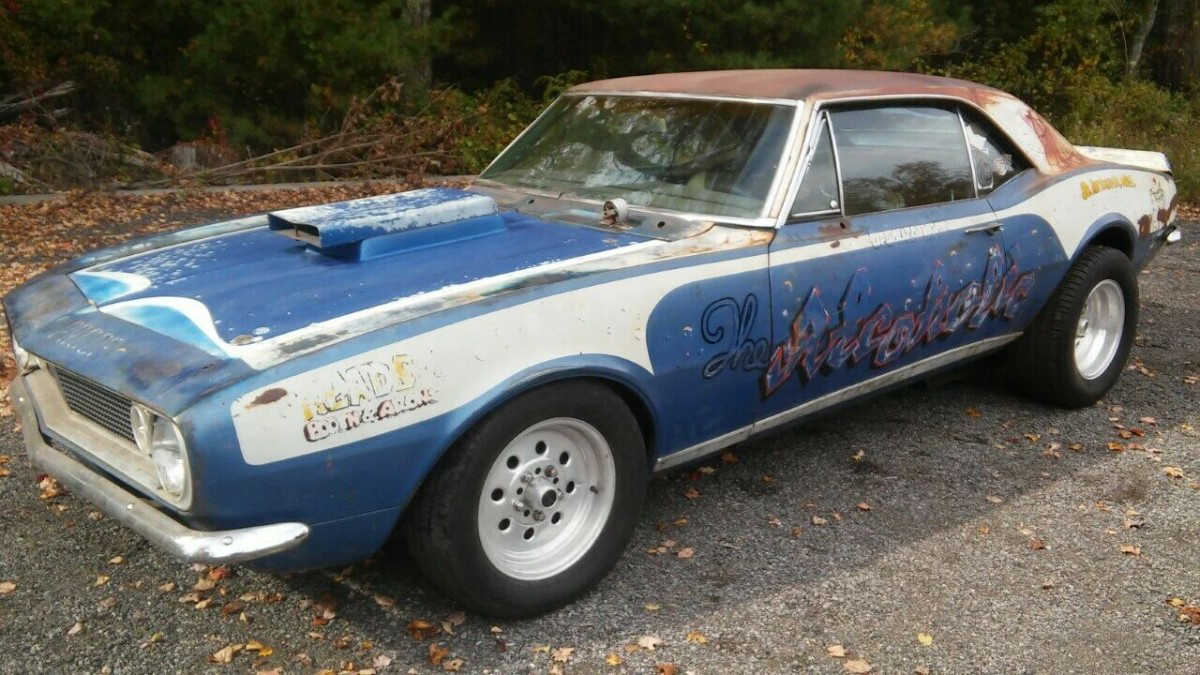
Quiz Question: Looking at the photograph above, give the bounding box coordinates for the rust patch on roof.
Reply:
[570,69,999,102]
[1020,108,1088,170]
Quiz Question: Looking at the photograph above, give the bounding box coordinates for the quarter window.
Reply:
[829,106,975,215]
[960,111,1027,194]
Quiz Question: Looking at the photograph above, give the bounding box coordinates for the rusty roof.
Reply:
[569,69,1008,103]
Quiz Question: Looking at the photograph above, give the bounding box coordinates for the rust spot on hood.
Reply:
[247,387,288,407]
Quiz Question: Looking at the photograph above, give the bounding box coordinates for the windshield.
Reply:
[480,95,795,219]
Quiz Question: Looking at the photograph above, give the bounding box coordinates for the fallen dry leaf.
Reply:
[531,644,551,654]
[67,621,83,636]
[985,495,1004,504]
[551,646,574,663]
[685,630,708,644]
[442,658,463,672]
[637,635,664,651]
[1028,539,1046,551]
[428,643,450,666]
[1120,545,1142,556]
[826,644,847,658]
[372,594,395,608]
[108,556,124,565]
[38,476,65,499]
[965,407,983,418]
[917,632,933,646]
[844,658,873,673]
[0,581,15,595]
[644,602,661,612]
[1164,466,1185,479]
[94,575,110,586]
[856,502,872,511]
[676,547,694,559]
[683,487,701,500]
[209,645,237,664]
[657,664,679,675]
[407,619,439,640]
[811,516,828,526]
[605,652,622,666]
[719,452,738,463]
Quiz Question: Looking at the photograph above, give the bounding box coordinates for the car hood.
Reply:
[53,189,663,371]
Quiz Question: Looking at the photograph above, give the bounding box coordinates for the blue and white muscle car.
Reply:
[5,70,1181,616]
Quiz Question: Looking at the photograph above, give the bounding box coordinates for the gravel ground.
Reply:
[0,215,1197,675]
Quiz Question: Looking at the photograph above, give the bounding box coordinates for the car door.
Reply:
[757,104,1035,427]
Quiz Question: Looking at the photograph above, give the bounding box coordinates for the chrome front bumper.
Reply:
[9,375,309,564]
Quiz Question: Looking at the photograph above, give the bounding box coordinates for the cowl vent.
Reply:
[268,188,502,261]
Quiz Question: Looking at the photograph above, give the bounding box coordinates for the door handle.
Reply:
[965,222,1003,235]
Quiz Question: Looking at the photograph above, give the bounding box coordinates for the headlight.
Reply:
[150,417,189,498]
[10,335,27,370]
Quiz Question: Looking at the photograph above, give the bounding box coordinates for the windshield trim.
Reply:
[477,93,804,227]
[565,89,802,106]
[470,179,778,228]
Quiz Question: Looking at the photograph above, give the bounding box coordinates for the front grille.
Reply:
[47,364,135,443]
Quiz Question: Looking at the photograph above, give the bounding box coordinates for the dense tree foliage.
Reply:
[1,0,1197,193]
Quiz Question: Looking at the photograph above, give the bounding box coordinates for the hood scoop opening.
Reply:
[268,188,503,261]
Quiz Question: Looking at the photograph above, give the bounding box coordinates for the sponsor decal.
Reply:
[1080,174,1135,200]
[298,355,437,442]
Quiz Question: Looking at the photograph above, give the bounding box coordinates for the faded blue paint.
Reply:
[82,208,651,344]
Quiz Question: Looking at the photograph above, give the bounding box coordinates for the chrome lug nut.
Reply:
[512,499,528,511]
[520,472,534,484]
[533,511,546,522]
[545,466,558,478]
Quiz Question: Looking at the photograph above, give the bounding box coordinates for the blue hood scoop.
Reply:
[268,187,504,261]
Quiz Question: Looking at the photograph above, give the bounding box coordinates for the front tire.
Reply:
[402,381,646,617]
[1008,246,1138,407]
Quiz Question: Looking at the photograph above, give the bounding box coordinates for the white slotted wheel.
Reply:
[1073,279,1125,380]
[477,417,617,581]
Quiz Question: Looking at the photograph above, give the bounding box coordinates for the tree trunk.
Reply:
[1127,0,1160,76]
[405,0,433,100]
[1149,0,1200,92]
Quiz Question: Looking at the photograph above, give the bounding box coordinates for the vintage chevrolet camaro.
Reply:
[4,70,1182,616]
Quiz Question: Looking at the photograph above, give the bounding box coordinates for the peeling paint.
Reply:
[247,387,288,408]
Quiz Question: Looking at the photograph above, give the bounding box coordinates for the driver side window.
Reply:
[788,115,840,218]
